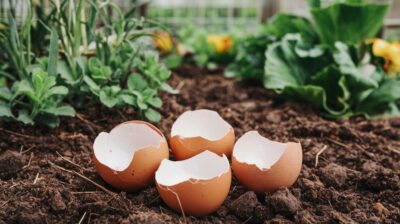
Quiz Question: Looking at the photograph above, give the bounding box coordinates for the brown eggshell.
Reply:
[156,171,231,217]
[232,142,302,193]
[93,120,169,192]
[170,128,235,160]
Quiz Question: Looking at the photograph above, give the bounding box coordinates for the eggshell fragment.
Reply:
[170,109,235,160]
[232,131,302,193]
[155,150,231,217]
[93,121,169,191]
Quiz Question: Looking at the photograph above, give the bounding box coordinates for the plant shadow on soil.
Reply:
[0,65,399,223]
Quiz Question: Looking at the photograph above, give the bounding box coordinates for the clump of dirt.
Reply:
[266,188,301,216]
[0,65,399,223]
[0,151,25,180]
[229,191,260,221]
[318,163,348,187]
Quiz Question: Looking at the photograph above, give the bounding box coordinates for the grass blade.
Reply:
[47,28,59,76]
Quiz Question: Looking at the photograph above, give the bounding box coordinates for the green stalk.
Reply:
[80,0,88,51]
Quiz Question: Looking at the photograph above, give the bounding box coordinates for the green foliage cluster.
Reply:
[0,0,174,127]
[226,0,400,119]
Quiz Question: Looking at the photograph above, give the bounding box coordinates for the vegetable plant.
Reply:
[0,25,74,127]
[0,0,175,126]
[227,0,399,119]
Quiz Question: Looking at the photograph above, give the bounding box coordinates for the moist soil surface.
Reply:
[0,65,399,224]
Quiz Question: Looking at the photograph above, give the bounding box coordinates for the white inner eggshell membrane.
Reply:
[171,109,232,141]
[233,131,286,170]
[155,150,230,186]
[93,123,163,171]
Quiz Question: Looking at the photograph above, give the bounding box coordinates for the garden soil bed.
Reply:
[0,65,399,224]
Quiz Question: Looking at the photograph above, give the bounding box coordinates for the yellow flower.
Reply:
[372,38,400,75]
[206,34,233,54]
[0,23,7,30]
[153,31,173,54]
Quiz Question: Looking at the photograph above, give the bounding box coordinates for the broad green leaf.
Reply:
[144,108,161,123]
[0,87,12,101]
[99,86,121,108]
[0,102,13,118]
[48,86,69,96]
[310,1,390,46]
[163,53,182,69]
[333,42,379,104]
[12,80,34,97]
[264,34,329,91]
[262,13,317,41]
[43,105,76,116]
[147,96,162,108]
[57,60,76,84]
[310,65,350,115]
[127,73,148,91]
[356,79,400,117]
[160,83,179,94]
[119,93,136,106]
[83,75,100,92]
[17,110,34,125]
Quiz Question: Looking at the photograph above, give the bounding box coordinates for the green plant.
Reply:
[263,34,400,119]
[226,2,398,119]
[84,45,175,122]
[0,29,75,127]
[1,0,174,126]
[309,0,390,46]
[225,13,317,80]
[50,0,175,122]
[0,10,33,80]
[177,25,236,69]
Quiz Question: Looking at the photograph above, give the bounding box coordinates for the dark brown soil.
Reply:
[0,65,399,224]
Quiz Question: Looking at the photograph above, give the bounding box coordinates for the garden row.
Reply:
[1,0,400,130]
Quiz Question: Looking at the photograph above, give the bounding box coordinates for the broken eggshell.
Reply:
[155,150,231,217]
[93,121,169,191]
[232,131,302,193]
[170,109,235,160]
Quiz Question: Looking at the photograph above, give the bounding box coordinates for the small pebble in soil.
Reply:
[48,190,67,212]
[266,188,301,216]
[374,202,389,216]
[0,151,25,180]
[319,163,348,188]
[229,191,259,221]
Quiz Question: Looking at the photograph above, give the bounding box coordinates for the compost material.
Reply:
[0,66,399,223]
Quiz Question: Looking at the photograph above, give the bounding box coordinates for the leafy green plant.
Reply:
[263,33,400,119]
[50,0,174,122]
[0,29,75,127]
[225,1,398,119]
[225,13,317,80]
[309,0,390,46]
[84,45,174,122]
[1,0,174,126]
